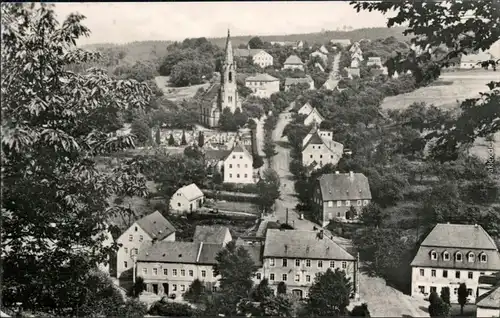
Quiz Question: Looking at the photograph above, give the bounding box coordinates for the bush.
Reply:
[220,182,259,194]
[148,301,197,316]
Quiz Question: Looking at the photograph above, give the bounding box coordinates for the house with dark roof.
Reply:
[302,125,343,171]
[283,55,305,71]
[245,73,280,98]
[410,223,500,303]
[193,225,232,246]
[223,140,255,184]
[312,171,372,226]
[261,229,358,299]
[284,75,315,91]
[234,48,273,68]
[303,107,325,126]
[169,183,205,214]
[136,240,224,297]
[116,211,176,278]
[477,272,500,317]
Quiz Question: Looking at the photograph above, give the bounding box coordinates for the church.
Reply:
[199,30,242,128]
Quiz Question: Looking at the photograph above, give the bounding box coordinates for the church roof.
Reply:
[199,82,221,110]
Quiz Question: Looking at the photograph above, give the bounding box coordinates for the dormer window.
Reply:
[467,252,475,263]
[480,253,487,263]
[456,252,463,262]
[443,251,450,261]
[430,251,438,260]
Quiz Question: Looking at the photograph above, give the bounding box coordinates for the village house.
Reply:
[310,50,328,63]
[410,223,500,303]
[245,73,280,98]
[460,50,494,69]
[351,50,364,63]
[283,55,305,71]
[234,48,274,68]
[303,107,325,126]
[297,102,313,116]
[199,30,241,128]
[319,45,329,54]
[322,78,340,91]
[312,171,372,226]
[193,225,232,247]
[260,229,358,299]
[270,41,304,49]
[302,125,344,170]
[476,272,500,317]
[223,140,254,184]
[347,67,361,79]
[169,183,205,214]
[330,39,352,47]
[366,56,383,68]
[116,211,176,279]
[284,75,315,92]
[349,42,362,54]
[314,62,325,72]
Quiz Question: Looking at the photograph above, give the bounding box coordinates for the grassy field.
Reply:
[154,76,210,101]
[213,201,259,215]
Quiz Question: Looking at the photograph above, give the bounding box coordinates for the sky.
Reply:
[52,2,392,45]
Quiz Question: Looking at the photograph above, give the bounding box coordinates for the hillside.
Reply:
[82,40,172,65]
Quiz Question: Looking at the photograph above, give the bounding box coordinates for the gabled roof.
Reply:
[284,55,304,65]
[317,173,372,201]
[135,211,176,241]
[234,48,267,58]
[323,78,339,90]
[236,238,263,266]
[175,183,204,201]
[263,229,355,261]
[285,75,313,86]
[319,45,329,54]
[298,102,313,113]
[205,149,232,161]
[199,82,221,110]
[305,107,325,122]
[137,241,223,265]
[421,224,499,249]
[225,140,253,161]
[245,73,279,82]
[477,285,500,309]
[193,225,231,245]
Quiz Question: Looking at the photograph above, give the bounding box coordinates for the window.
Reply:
[173,269,177,276]
[306,275,311,282]
[357,200,362,206]
[128,234,133,242]
[124,247,128,254]
[142,268,147,275]
[282,274,287,281]
[454,288,458,295]
[256,273,262,280]
[456,271,461,279]
[420,269,425,276]
[269,258,275,267]
[177,202,181,207]
[212,286,217,292]
[456,252,463,262]
[306,259,311,267]
[201,270,207,277]
[345,200,350,206]
[310,155,313,158]
[330,261,335,268]
[331,155,334,159]
[133,248,138,255]
[430,286,437,293]
[480,253,487,262]
[153,268,158,276]
[295,259,300,267]
[181,285,186,292]
[228,72,233,83]
[135,226,138,231]
[237,164,240,168]
[163,269,168,275]
[245,164,248,168]
[172,284,177,291]
[320,155,323,159]
[270,273,275,281]
[181,270,185,277]
[282,259,288,267]
[239,156,243,159]
[443,270,448,278]
[244,174,248,178]
[228,96,232,103]
[232,155,235,159]
[443,251,450,261]
[189,270,193,277]
[337,201,342,207]
[229,164,232,168]
[295,274,300,283]
[237,174,240,178]
[328,201,333,207]
[229,173,232,178]
[363,200,369,206]
[318,260,323,268]
[467,289,473,296]
[342,261,347,269]
[468,272,473,279]
[431,270,436,277]
[468,252,475,262]
[124,261,128,268]
[430,251,438,260]
[418,286,425,294]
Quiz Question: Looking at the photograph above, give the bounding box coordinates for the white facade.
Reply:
[302,141,343,168]
[245,78,280,98]
[223,145,254,184]
[169,184,205,213]
[476,307,500,317]
[252,51,274,68]
[310,51,328,62]
[297,102,313,116]
[304,108,324,126]
[283,63,304,71]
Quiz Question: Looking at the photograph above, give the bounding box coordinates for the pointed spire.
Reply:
[225,28,234,65]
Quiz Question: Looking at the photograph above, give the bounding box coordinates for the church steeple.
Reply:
[224,28,234,65]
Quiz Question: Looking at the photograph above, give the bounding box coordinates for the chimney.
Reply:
[335,171,340,174]
[349,171,354,178]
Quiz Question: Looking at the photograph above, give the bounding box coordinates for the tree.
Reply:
[183,145,204,160]
[168,133,176,146]
[131,118,151,145]
[129,276,146,298]
[198,131,205,147]
[259,294,293,317]
[350,303,371,317]
[181,130,187,145]
[148,301,197,316]
[263,138,278,162]
[1,4,151,314]
[251,278,273,302]
[248,36,264,49]
[306,268,353,317]
[253,154,264,169]
[219,107,238,131]
[458,283,468,315]
[360,203,387,227]
[169,59,214,87]
[257,169,281,214]
[277,282,287,295]
[428,292,450,318]
[440,287,450,305]
[183,279,205,304]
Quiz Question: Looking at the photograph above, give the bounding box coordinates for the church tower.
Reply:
[220,29,240,113]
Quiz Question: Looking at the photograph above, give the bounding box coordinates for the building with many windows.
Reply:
[302,125,343,170]
[410,223,500,303]
[223,140,254,184]
[234,48,274,68]
[245,73,280,98]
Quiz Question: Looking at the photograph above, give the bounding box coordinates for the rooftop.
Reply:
[245,73,279,82]
[136,211,176,241]
[317,172,372,201]
[137,240,223,265]
[476,285,500,309]
[234,48,266,58]
[421,224,499,250]
[193,225,231,245]
[176,183,204,201]
[284,55,304,65]
[285,75,313,86]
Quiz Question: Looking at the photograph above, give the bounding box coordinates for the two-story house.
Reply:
[116,211,176,279]
[410,223,500,303]
[303,107,325,127]
[245,74,280,98]
[223,140,254,184]
[169,183,205,214]
[193,225,232,247]
[283,55,305,71]
[260,229,358,299]
[284,76,315,92]
[302,125,343,170]
[297,102,313,116]
[312,171,372,226]
[234,48,274,68]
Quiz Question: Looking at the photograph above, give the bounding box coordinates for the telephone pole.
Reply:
[286,208,289,225]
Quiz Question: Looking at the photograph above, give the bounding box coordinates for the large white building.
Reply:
[245,73,280,98]
[283,55,305,71]
[302,125,344,170]
[234,48,274,68]
[223,141,254,184]
[410,223,500,303]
